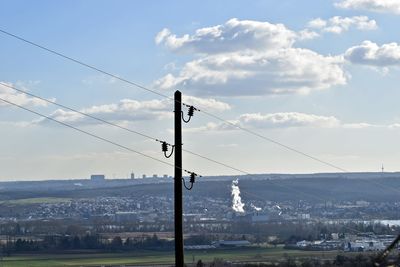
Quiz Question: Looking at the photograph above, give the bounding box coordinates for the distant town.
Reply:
[0,172,399,261]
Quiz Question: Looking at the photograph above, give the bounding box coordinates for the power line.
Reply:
[0,27,397,259]
[181,149,250,175]
[0,89,249,180]
[2,30,400,196]
[5,79,398,197]
[0,82,161,143]
[0,28,348,173]
[2,83,384,216]
[0,96,178,170]
[197,110,349,172]
[0,29,173,101]
[0,84,394,245]
[0,82,251,176]
[4,84,400,197]
[6,78,400,196]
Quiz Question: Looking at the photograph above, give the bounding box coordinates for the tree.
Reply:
[124,237,132,247]
[111,236,123,249]
[72,236,81,249]
[60,236,71,249]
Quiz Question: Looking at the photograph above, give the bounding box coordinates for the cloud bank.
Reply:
[185,112,399,132]
[307,16,377,34]
[155,18,347,96]
[38,96,230,126]
[335,0,400,14]
[345,41,400,66]
[0,82,52,108]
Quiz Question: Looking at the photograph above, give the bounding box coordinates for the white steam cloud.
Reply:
[250,203,262,211]
[231,179,245,213]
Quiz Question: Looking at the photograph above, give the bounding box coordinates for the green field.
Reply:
[0,197,71,206]
[0,248,354,267]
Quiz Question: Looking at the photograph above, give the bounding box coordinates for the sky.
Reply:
[1,0,400,180]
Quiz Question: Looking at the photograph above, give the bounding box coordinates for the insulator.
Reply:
[188,106,195,117]
[190,172,196,183]
[161,141,168,152]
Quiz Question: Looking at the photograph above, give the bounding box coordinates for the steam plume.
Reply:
[231,179,245,213]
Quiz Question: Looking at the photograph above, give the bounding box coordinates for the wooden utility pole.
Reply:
[174,90,184,266]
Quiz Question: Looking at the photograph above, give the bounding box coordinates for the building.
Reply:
[296,240,312,248]
[130,172,135,179]
[345,240,386,252]
[298,213,311,220]
[90,174,105,182]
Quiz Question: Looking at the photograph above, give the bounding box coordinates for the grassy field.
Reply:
[0,197,71,206]
[0,247,354,267]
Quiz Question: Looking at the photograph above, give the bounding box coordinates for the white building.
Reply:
[346,239,386,252]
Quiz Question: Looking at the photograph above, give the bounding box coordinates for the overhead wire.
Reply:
[0,93,366,235]
[3,29,400,197]
[5,82,400,196]
[0,84,377,233]
[2,28,399,256]
[2,82,330,195]
[5,82,400,198]
[0,28,349,173]
[2,29,400,195]
[0,29,173,101]
[0,97,178,170]
[0,87,379,232]
[197,109,348,172]
[0,82,250,176]
[5,82,354,196]
[0,82,162,143]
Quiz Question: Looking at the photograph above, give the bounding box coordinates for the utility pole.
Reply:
[174,90,184,267]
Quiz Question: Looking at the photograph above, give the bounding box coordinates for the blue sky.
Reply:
[1,0,400,180]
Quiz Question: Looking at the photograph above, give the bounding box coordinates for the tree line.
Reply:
[2,233,174,255]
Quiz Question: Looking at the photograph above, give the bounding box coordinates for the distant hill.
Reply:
[0,172,399,202]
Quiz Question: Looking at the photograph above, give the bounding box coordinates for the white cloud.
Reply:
[307,18,327,29]
[154,48,346,96]
[186,112,343,132]
[342,122,375,128]
[389,123,400,128]
[155,18,297,54]
[308,16,377,34]
[237,112,341,128]
[335,0,400,14]
[184,112,395,132]
[297,29,320,40]
[0,82,52,107]
[0,120,34,128]
[155,19,347,96]
[345,41,400,66]
[38,97,230,125]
